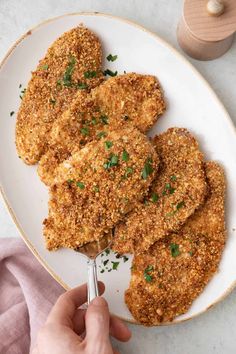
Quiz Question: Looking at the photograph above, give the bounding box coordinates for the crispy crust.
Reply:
[16,26,103,164]
[38,73,166,186]
[125,162,226,325]
[91,73,166,133]
[43,126,159,250]
[112,128,207,254]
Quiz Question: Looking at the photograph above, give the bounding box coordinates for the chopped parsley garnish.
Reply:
[122,150,129,162]
[141,158,154,179]
[49,98,56,105]
[111,261,120,270]
[176,201,185,210]
[63,56,76,87]
[80,127,89,136]
[84,70,97,79]
[19,88,26,99]
[103,259,109,266]
[100,269,105,274]
[97,131,107,139]
[106,54,118,62]
[91,117,97,125]
[67,179,74,184]
[189,251,193,257]
[162,183,175,195]
[93,185,99,193]
[123,255,129,263]
[10,111,15,116]
[76,181,85,189]
[103,69,118,77]
[124,167,133,178]
[144,265,154,283]
[105,141,113,150]
[123,115,129,121]
[41,64,49,70]
[76,82,88,90]
[151,193,159,203]
[19,84,22,88]
[105,248,110,255]
[170,175,177,181]
[166,200,185,217]
[100,114,109,125]
[170,243,180,258]
[103,154,119,169]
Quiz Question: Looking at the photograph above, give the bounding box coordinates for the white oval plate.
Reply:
[0,13,236,325]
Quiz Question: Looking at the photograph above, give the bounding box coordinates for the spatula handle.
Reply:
[87,258,99,303]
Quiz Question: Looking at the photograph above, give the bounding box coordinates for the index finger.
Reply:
[46,282,105,327]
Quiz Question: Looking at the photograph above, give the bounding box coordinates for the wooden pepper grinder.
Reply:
[177,0,236,60]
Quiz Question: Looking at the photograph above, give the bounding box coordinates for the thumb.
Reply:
[85,297,111,352]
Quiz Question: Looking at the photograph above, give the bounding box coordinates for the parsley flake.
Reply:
[122,150,129,162]
[84,70,97,79]
[170,175,177,181]
[103,154,119,169]
[105,141,113,150]
[67,179,74,184]
[111,261,120,270]
[97,131,107,139]
[93,185,99,193]
[100,115,109,125]
[176,201,185,210]
[103,69,118,77]
[170,243,180,258]
[123,255,129,263]
[63,56,76,87]
[105,248,110,255]
[141,158,154,179]
[76,182,85,189]
[41,64,49,70]
[162,183,175,195]
[124,167,133,178]
[151,193,159,203]
[10,111,15,116]
[76,82,88,90]
[144,265,154,283]
[80,127,89,136]
[106,54,118,62]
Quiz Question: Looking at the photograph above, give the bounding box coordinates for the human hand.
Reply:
[32,282,131,354]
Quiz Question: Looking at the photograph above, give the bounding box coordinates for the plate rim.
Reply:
[0,11,235,326]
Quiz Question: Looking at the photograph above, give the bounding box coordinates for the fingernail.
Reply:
[91,296,107,306]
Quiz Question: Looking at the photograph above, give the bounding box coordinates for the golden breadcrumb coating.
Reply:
[112,128,207,254]
[16,26,103,164]
[91,72,166,133]
[43,126,159,250]
[125,162,226,325]
[38,73,166,185]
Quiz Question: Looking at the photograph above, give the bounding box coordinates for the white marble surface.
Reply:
[0,1,236,353]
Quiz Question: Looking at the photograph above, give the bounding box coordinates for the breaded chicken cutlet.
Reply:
[38,73,166,185]
[112,128,207,254]
[43,126,159,250]
[125,162,226,325]
[16,26,103,164]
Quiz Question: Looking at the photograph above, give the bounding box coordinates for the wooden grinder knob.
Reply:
[177,0,236,60]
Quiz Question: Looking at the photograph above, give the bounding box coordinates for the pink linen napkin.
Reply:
[0,238,65,354]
